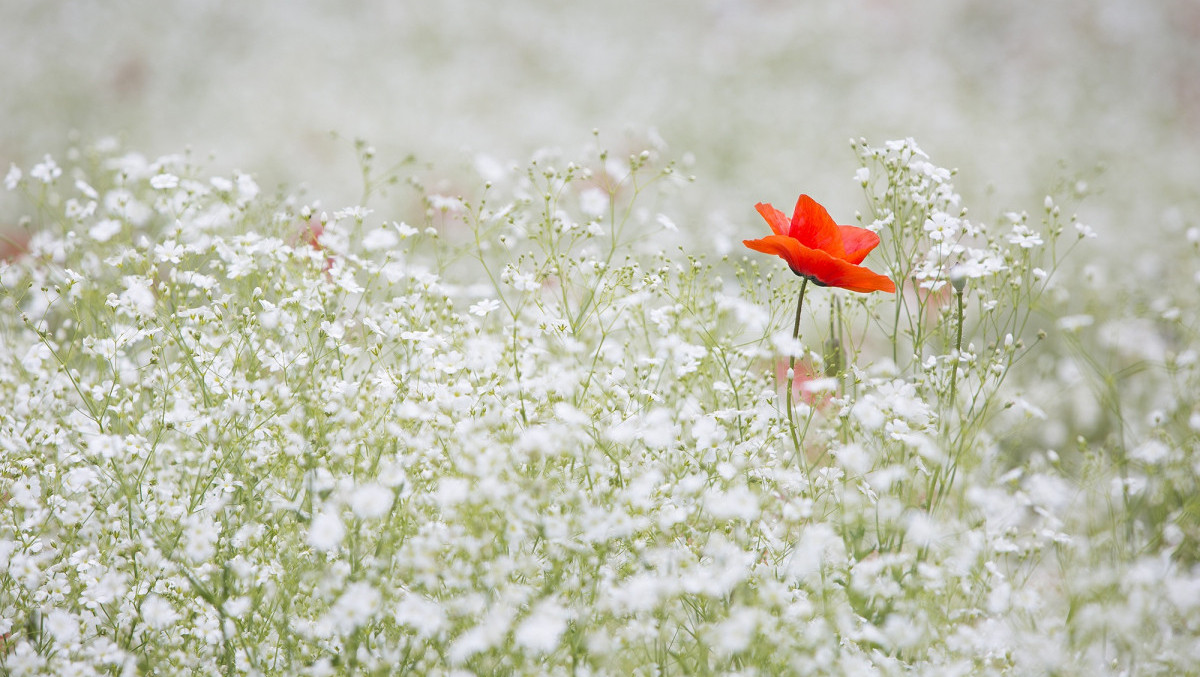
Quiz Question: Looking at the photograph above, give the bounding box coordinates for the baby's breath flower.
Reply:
[4,162,21,189]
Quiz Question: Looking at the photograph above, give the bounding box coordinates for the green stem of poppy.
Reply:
[787,277,810,472]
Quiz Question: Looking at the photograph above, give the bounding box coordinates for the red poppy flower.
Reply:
[744,194,895,293]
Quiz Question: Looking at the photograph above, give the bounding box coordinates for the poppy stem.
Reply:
[787,277,810,471]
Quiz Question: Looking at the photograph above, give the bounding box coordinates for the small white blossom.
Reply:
[1007,224,1044,248]
[514,599,569,654]
[141,594,181,630]
[308,510,345,552]
[363,226,399,251]
[349,483,393,519]
[469,298,501,316]
[580,187,609,217]
[150,173,179,190]
[4,163,21,189]
[30,154,62,183]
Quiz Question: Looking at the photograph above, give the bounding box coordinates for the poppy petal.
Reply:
[838,225,881,265]
[745,234,895,293]
[755,202,790,237]
[790,195,846,258]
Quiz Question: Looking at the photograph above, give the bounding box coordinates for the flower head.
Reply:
[744,194,895,293]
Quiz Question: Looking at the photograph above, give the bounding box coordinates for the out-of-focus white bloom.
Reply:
[44,609,81,646]
[141,594,181,630]
[224,596,251,618]
[324,582,381,633]
[429,194,464,212]
[469,298,501,316]
[308,510,345,552]
[394,594,446,638]
[363,226,399,251]
[30,154,62,183]
[119,276,157,317]
[236,173,259,201]
[1130,439,1171,464]
[89,218,122,242]
[1057,314,1094,332]
[1007,224,1044,248]
[349,482,393,519]
[150,173,179,189]
[579,187,609,217]
[393,221,419,238]
[4,163,21,189]
[514,599,569,654]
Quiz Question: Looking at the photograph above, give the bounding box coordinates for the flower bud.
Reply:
[949,266,967,294]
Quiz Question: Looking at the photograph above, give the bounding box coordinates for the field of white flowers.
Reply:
[2,1,1199,675]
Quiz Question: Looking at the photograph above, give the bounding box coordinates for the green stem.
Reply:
[947,287,964,414]
[932,286,965,509]
[787,278,810,472]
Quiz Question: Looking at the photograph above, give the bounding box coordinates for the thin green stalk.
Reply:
[947,286,964,412]
[787,278,810,473]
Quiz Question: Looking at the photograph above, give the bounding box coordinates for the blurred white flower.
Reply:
[469,298,501,316]
[363,226,399,251]
[579,187,609,217]
[1007,224,1044,248]
[150,173,179,190]
[5,163,22,189]
[308,510,345,552]
[30,154,62,183]
[141,594,181,630]
[349,483,393,519]
[514,599,569,654]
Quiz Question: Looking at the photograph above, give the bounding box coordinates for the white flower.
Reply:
[5,163,22,190]
[325,582,381,633]
[76,179,99,199]
[579,187,609,217]
[154,239,186,263]
[150,173,179,190]
[236,173,259,201]
[224,596,252,619]
[119,277,157,317]
[429,194,464,212]
[308,510,345,552]
[1057,314,1094,332]
[30,154,62,183]
[141,594,181,630]
[656,213,678,231]
[44,609,81,646]
[392,221,419,238]
[1131,439,1171,465]
[1007,224,1044,249]
[334,206,373,221]
[210,176,234,192]
[394,594,446,638]
[855,167,870,185]
[184,518,218,563]
[362,226,399,251]
[514,599,569,654]
[469,298,501,317]
[349,483,393,519]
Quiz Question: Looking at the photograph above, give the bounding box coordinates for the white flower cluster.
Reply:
[0,138,1196,675]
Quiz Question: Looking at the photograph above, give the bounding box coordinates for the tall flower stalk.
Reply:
[744,194,895,467]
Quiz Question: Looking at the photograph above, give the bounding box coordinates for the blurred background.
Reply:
[4,0,1198,231]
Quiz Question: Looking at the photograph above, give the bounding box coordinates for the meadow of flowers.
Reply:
[1,129,1197,675]
[3,1,1200,675]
